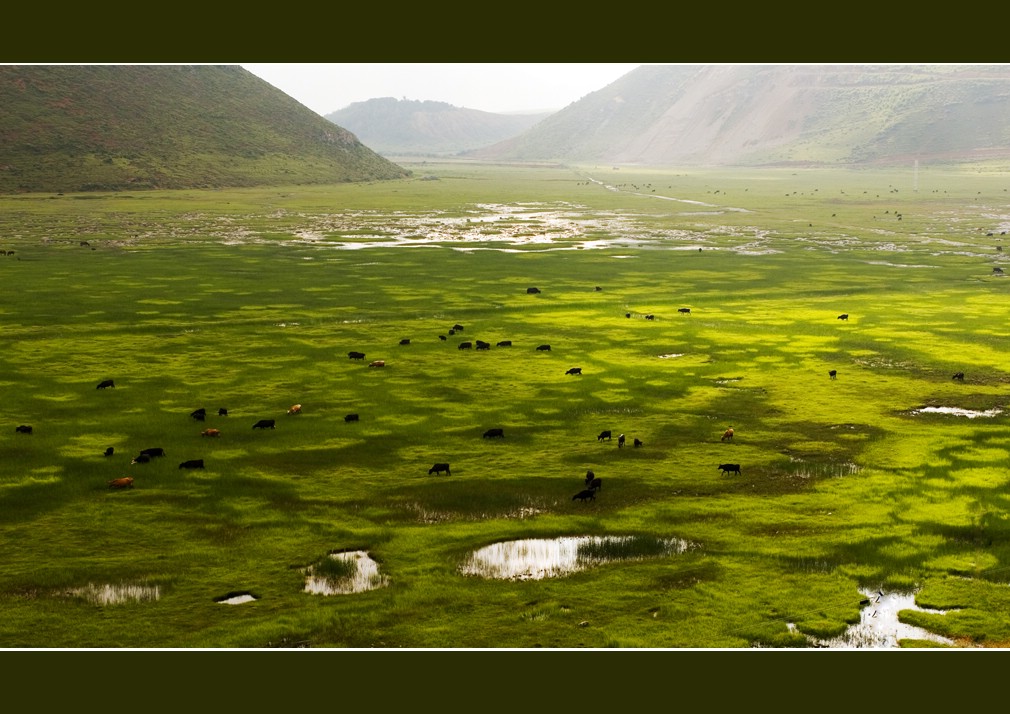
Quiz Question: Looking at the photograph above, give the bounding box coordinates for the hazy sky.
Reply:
[242,63,643,116]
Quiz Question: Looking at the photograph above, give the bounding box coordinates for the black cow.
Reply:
[572,489,596,502]
[253,419,276,429]
[587,477,602,491]
[837,314,849,321]
[348,351,366,360]
[399,339,411,345]
[566,367,582,375]
[634,438,643,448]
[618,434,626,448]
[439,335,447,341]
[191,408,206,421]
[952,372,965,381]
[483,428,504,439]
[497,340,512,347]
[428,463,451,476]
[104,447,114,457]
[829,370,837,379]
[527,287,541,294]
[458,341,473,350]
[345,413,359,422]
[678,308,691,314]
[15,425,32,434]
[598,430,612,441]
[718,463,742,475]
[139,447,165,458]
[452,324,464,332]
[179,459,204,469]
[645,314,655,320]
[218,408,229,416]
[536,344,551,351]
[585,470,596,484]
[626,313,631,318]
[131,454,150,464]
[475,340,491,350]
[96,379,115,389]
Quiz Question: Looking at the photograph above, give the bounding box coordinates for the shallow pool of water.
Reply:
[459,535,693,581]
[805,590,956,648]
[67,582,160,605]
[912,406,1002,418]
[304,550,389,595]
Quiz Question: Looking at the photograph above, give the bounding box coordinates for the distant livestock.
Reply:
[131,454,150,464]
[179,459,204,469]
[458,342,473,350]
[587,477,602,491]
[344,413,359,422]
[104,447,115,457]
[218,408,229,416]
[618,434,626,448]
[718,463,742,475]
[15,425,32,434]
[952,372,965,381]
[527,287,541,294]
[483,428,505,439]
[253,419,276,429]
[348,351,366,360]
[287,404,302,415]
[439,335,447,341]
[536,344,551,352]
[139,447,165,458]
[829,370,837,379]
[108,477,134,489]
[452,324,464,332]
[566,367,582,375]
[96,379,115,389]
[497,340,512,347]
[633,438,643,447]
[598,430,612,441]
[721,428,734,442]
[678,308,691,314]
[475,340,491,350]
[645,314,655,320]
[191,408,206,421]
[201,429,221,437]
[428,463,451,476]
[368,360,386,368]
[399,339,411,345]
[837,314,849,321]
[572,489,596,502]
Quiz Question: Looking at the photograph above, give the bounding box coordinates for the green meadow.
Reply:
[3,161,1010,647]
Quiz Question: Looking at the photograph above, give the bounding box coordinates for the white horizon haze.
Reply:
[241,63,643,116]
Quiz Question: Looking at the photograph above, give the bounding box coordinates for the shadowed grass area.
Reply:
[4,163,1010,647]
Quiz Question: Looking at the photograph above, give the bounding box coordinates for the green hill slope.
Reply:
[0,65,410,192]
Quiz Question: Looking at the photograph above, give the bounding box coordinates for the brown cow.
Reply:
[108,477,134,489]
[287,404,302,415]
[369,360,386,368]
[721,427,734,442]
[201,428,221,437]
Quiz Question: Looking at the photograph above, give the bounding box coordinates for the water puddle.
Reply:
[215,592,258,605]
[304,550,390,595]
[911,406,1003,418]
[804,589,956,648]
[65,582,161,605]
[459,535,694,581]
[658,353,685,359]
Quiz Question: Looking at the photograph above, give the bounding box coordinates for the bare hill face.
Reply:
[0,65,410,193]
[474,64,1010,166]
[326,98,550,156]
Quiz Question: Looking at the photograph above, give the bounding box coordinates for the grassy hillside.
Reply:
[0,65,410,193]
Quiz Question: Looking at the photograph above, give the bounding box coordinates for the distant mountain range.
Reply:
[0,65,408,193]
[469,64,1010,167]
[325,98,550,157]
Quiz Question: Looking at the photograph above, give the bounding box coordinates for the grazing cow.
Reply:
[718,463,742,475]
[497,340,512,347]
[344,413,359,422]
[587,477,602,491]
[191,408,206,421]
[633,438,643,448]
[399,339,411,345]
[995,267,1005,274]
[439,335,447,341]
[585,470,596,484]
[721,427,734,442]
[218,408,229,416]
[572,489,596,502]
[15,425,32,434]
[458,341,473,350]
[645,314,655,320]
[348,351,366,360]
[595,286,603,292]
[678,308,691,314]
[368,360,386,368]
[108,477,134,489]
[131,454,150,464]
[475,340,491,350]
[139,447,165,458]
[104,447,114,457]
[566,367,582,375]
[598,430,612,441]
[527,287,541,294]
[828,370,837,380]
[483,428,505,439]
[837,313,849,320]
[452,324,464,332]
[287,404,302,415]
[96,379,115,389]
[253,419,276,429]
[179,459,204,469]
[618,433,626,448]
[952,372,965,381]
[428,463,451,476]
[626,313,631,318]
[448,329,456,336]
[201,429,221,437]
[536,344,551,352]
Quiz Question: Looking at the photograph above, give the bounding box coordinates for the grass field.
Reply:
[3,161,1010,648]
